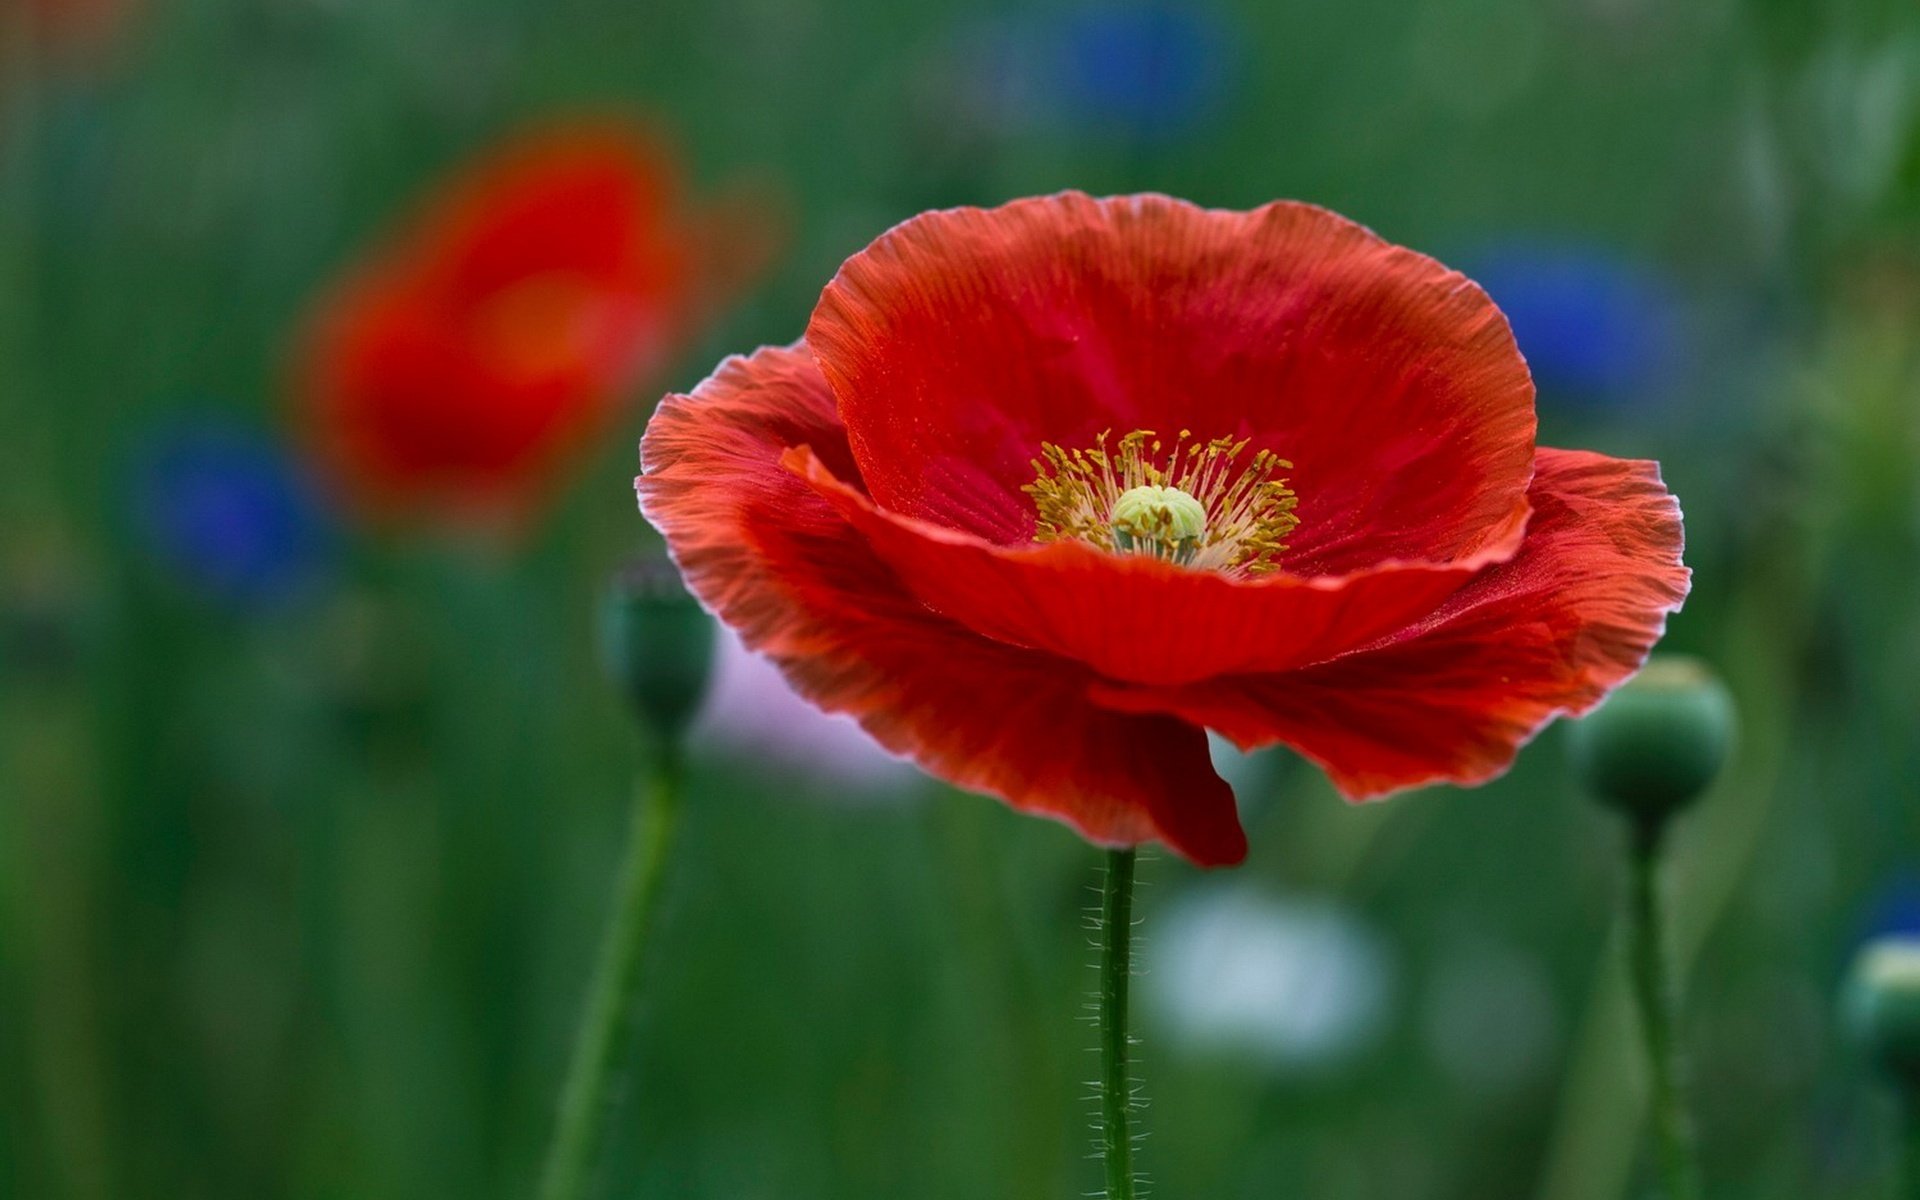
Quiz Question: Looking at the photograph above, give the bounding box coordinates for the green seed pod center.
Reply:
[1110,484,1207,563]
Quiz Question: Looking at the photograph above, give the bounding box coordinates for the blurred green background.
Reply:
[5,0,1920,1197]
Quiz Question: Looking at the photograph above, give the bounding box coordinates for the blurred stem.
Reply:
[1626,818,1701,1200]
[1098,848,1138,1200]
[537,743,684,1200]
[931,797,1064,1199]
[1540,559,1793,1200]
[1905,1096,1920,1200]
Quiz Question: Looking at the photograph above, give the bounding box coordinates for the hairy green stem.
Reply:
[1099,848,1138,1200]
[537,746,684,1200]
[1626,819,1701,1200]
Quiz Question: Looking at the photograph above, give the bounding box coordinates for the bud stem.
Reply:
[1098,848,1139,1200]
[538,744,685,1200]
[1626,817,1702,1200]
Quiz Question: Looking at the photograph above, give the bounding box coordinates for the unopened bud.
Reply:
[1844,938,1920,1089]
[598,556,714,742]
[1567,656,1735,830]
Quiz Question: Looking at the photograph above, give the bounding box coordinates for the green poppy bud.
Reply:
[598,556,715,742]
[1844,938,1920,1089]
[1567,656,1735,830]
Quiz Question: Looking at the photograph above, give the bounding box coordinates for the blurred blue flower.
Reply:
[1045,3,1234,141]
[131,420,332,609]
[933,3,1234,147]
[1860,872,1920,942]
[1465,239,1681,407]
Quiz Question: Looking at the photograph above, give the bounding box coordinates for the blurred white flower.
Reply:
[1146,886,1393,1072]
[689,629,919,794]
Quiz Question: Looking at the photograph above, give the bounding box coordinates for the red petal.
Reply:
[297,265,618,520]
[786,444,1528,686]
[639,345,1246,865]
[294,123,701,522]
[1089,449,1690,797]
[806,193,1535,573]
[407,123,691,308]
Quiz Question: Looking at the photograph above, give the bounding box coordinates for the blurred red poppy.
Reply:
[638,194,1689,867]
[297,122,770,527]
[24,0,132,58]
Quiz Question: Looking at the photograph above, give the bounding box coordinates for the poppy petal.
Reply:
[299,268,602,516]
[639,345,1246,865]
[1087,449,1689,797]
[806,192,1535,574]
[294,123,718,525]
[411,123,688,304]
[785,444,1529,687]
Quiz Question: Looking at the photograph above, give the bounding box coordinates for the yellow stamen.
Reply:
[1022,428,1301,575]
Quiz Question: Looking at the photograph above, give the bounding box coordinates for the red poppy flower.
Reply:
[638,194,1688,867]
[25,0,132,58]
[296,122,771,526]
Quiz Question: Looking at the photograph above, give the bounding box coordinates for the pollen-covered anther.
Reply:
[1023,428,1301,576]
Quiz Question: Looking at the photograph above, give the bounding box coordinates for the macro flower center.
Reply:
[1111,484,1207,563]
[1024,429,1300,575]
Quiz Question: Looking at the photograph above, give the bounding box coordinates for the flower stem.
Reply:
[1098,847,1138,1200]
[537,745,684,1200]
[1626,818,1702,1200]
